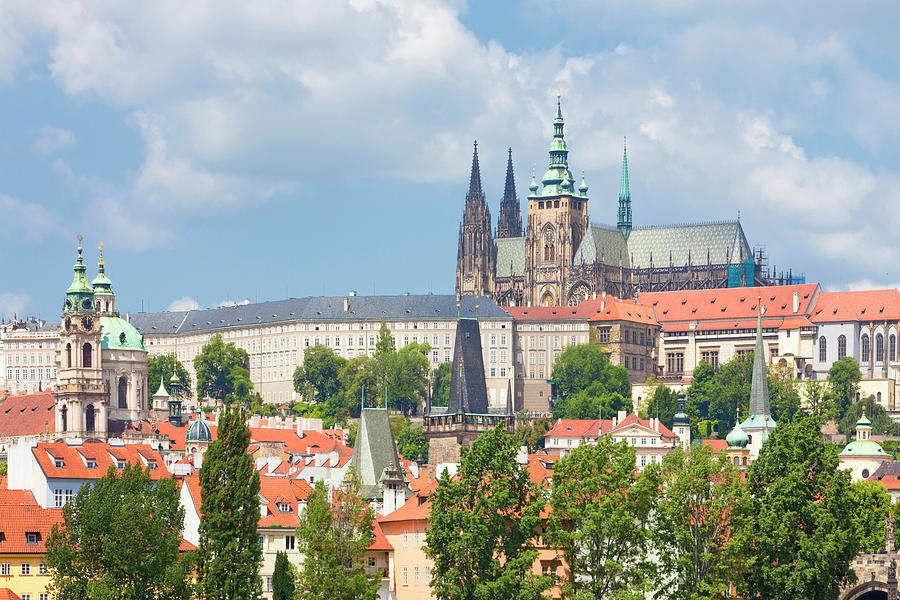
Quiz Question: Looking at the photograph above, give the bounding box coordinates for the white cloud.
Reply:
[0,194,62,241]
[34,125,75,155]
[0,292,31,320]
[168,296,199,312]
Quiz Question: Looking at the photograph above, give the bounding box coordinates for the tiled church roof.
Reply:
[573,224,630,267]
[626,221,752,269]
[495,237,526,277]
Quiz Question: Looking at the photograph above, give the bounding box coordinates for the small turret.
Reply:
[91,242,116,315]
[673,392,690,450]
[64,235,96,314]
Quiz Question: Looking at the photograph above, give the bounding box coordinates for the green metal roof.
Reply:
[840,439,889,457]
[573,225,630,267]
[186,418,213,443]
[153,378,170,398]
[495,237,526,278]
[352,408,405,499]
[100,316,146,351]
[726,419,749,448]
[626,221,752,269]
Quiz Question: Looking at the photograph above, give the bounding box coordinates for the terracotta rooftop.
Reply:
[0,390,55,437]
[638,283,820,324]
[811,289,900,323]
[0,493,63,553]
[31,442,169,480]
[506,295,658,326]
[369,520,393,551]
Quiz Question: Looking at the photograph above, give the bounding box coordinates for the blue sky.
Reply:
[2,0,900,320]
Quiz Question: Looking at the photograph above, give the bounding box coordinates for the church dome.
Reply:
[725,420,749,448]
[840,439,889,457]
[186,417,213,443]
[100,316,146,351]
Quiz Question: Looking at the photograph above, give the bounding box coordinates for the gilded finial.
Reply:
[557,84,561,99]
[98,242,104,267]
[77,233,83,254]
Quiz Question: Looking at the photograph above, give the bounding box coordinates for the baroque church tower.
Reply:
[524,94,590,306]
[456,142,495,297]
[56,236,108,438]
[496,148,523,238]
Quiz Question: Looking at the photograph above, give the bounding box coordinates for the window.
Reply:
[862,334,870,363]
[265,575,272,592]
[86,459,97,469]
[26,532,39,545]
[414,530,420,546]
[54,457,64,468]
[877,333,885,362]
[147,460,157,471]
[819,336,827,362]
[426,565,432,584]
[403,567,408,585]
[22,563,30,575]
[21,596,30,600]
[0,564,8,576]
[666,352,684,374]
[285,535,295,550]
[117,459,126,469]
[838,334,847,359]
[415,566,420,584]
[276,502,291,513]
[54,489,74,507]
[403,530,408,546]
[38,563,48,575]
[368,557,376,568]
[41,595,49,600]
[892,335,898,362]
[700,350,719,368]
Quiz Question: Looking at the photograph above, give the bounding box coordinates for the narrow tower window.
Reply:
[82,343,92,368]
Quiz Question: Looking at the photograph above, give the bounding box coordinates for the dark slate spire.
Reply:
[617,137,632,240]
[447,318,489,415]
[748,299,771,418]
[497,148,523,238]
[467,140,484,202]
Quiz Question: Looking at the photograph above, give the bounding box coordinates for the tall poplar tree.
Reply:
[197,406,262,600]
[271,551,295,600]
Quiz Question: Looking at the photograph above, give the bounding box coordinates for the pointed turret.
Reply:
[741,298,776,458]
[617,137,632,239]
[64,234,95,314]
[91,242,116,315]
[467,140,484,203]
[497,148,523,238]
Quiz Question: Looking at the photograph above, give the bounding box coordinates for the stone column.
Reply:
[888,559,897,600]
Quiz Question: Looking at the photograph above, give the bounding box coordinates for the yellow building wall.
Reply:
[380,519,433,600]
[0,553,52,600]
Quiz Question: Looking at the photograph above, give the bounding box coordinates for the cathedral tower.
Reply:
[456,142,495,297]
[56,236,108,438]
[617,138,632,240]
[496,148,523,238]
[524,94,590,306]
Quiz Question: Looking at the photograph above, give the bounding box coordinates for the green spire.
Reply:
[617,137,632,239]
[537,90,575,198]
[748,300,772,419]
[529,165,539,195]
[91,241,114,296]
[64,234,96,314]
[153,377,170,399]
[578,169,588,195]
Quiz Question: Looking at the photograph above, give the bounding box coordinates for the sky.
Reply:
[2,0,900,321]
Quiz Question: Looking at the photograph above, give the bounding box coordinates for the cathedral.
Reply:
[456,95,767,307]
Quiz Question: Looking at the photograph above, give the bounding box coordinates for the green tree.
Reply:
[148,353,193,401]
[642,383,679,429]
[431,361,452,405]
[393,341,431,415]
[849,480,892,554]
[803,379,836,419]
[515,415,550,452]
[768,362,802,423]
[271,550,295,600]
[547,437,659,599]
[195,334,252,403]
[838,401,900,438]
[339,355,377,416]
[551,343,630,400]
[293,345,347,403]
[426,424,549,600]
[741,416,859,600]
[0,461,6,476]
[652,445,749,600]
[197,406,262,600]
[390,415,429,462]
[296,470,381,600]
[828,356,862,419]
[46,463,191,600]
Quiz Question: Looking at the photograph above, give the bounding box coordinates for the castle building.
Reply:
[456,94,770,308]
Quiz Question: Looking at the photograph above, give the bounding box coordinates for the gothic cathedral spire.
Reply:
[497,148,523,238]
[456,141,495,297]
[617,137,632,240]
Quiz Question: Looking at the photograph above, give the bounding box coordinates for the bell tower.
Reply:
[524,92,590,306]
[56,235,108,439]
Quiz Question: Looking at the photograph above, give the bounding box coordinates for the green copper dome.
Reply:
[100,316,146,351]
[92,246,115,296]
[840,439,889,457]
[186,418,213,443]
[726,419,749,448]
[64,241,96,314]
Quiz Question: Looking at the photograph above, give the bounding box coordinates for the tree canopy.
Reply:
[828,356,862,419]
[197,406,262,600]
[148,353,192,401]
[426,424,549,600]
[195,334,252,403]
[550,344,631,419]
[46,463,191,600]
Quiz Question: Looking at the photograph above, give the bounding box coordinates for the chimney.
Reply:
[349,290,357,297]
[601,291,607,300]
[343,297,349,312]
[618,410,626,422]
[792,291,800,314]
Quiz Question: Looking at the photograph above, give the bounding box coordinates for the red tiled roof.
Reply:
[179,538,197,552]
[0,590,22,600]
[545,419,608,439]
[32,442,169,480]
[811,290,900,323]
[702,439,729,453]
[369,520,393,551]
[182,476,203,516]
[586,299,658,325]
[639,284,819,324]
[0,390,55,437]
[506,296,658,326]
[0,496,63,553]
[258,475,307,528]
[400,460,432,493]
[611,414,676,439]
[378,489,433,523]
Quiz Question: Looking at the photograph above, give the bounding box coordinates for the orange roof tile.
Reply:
[378,490,432,523]
[369,520,393,551]
[258,475,306,528]
[0,389,55,437]
[611,414,677,439]
[0,590,22,600]
[31,442,169,480]
[811,289,900,323]
[638,284,819,324]
[702,439,729,453]
[179,538,197,552]
[0,497,63,553]
[507,296,658,326]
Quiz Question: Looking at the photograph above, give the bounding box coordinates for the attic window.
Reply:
[710,298,716,304]
[276,502,291,513]
[86,459,97,469]
[117,460,126,469]
[147,460,157,471]
[25,532,39,545]
[53,458,64,468]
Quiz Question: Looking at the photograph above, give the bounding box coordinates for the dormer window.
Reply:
[86,459,97,469]
[117,460,126,469]
[26,532,39,545]
[147,460,157,471]
[276,502,291,513]
[53,458,64,468]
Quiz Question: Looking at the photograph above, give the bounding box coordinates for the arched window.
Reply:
[878,392,882,404]
[876,334,884,362]
[861,334,870,363]
[82,343,92,368]
[543,228,555,263]
[60,404,67,432]
[65,343,72,368]
[891,335,897,362]
[733,457,739,466]
[838,335,847,359]
[742,457,747,466]
[818,337,827,362]
[118,377,128,409]
[85,404,95,432]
